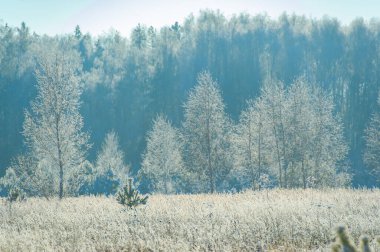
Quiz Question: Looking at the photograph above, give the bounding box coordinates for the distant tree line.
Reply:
[0,11,380,195]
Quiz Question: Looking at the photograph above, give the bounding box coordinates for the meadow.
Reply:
[1,189,380,251]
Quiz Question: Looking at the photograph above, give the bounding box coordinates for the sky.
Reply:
[1,0,379,36]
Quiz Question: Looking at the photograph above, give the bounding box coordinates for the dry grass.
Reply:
[0,189,380,251]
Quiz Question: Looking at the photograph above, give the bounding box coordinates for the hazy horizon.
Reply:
[1,0,380,36]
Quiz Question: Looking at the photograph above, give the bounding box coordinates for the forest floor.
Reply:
[0,189,379,251]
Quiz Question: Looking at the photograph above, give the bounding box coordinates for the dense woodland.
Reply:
[0,11,380,195]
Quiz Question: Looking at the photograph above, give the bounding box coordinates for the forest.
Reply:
[0,10,380,196]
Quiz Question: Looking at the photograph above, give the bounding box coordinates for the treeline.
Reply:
[0,62,349,196]
[0,11,379,190]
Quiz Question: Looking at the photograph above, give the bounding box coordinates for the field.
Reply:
[1,189,380,251]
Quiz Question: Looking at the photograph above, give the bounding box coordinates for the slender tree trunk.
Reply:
[164,162,168,194]
[273,123,282,187]
[284,162,288,188]
[301,159,306,189]
[258,119,262,190]
[289,161,295,188]
[59,158,63,199]
[56,114,63,199]
[248,117,255,189]
[164,181,168,194]
[269,98,283,187]
[164,171,168,194]
[279,105,288,188]
[206,114,214,193]
[207,142,215,193]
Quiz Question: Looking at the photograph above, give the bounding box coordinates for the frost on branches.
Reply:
[139,115,185,194]
[182,71,232,193]
[22,48,90,198]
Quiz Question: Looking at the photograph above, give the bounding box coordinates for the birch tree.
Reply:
[23,50,90,198]
[310,87,348,187]
[182,71,232,193]
[233,98,270,189]
[244,76,349,188]
[260,79,289,187]
[286,77,315,188]
[139,115,184,193]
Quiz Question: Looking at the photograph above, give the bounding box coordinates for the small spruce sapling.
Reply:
[331,226,377,252]
[116,178,148,209]
[332,226,357,252]
[360,236,371,252]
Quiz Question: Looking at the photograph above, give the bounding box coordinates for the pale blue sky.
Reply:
[0,0,379,36]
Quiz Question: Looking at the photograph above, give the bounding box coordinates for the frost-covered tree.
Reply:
[286,78,316,188]
[139,115,184,193]
[258,76,348,188]
[0,155,41,196]
[309,86,348,187]
[232,98,270,189]
[93,131,129,195]
[182,71,232,193]
[364,93,380,181]
[260,79,288,187]
[23,49,90,198]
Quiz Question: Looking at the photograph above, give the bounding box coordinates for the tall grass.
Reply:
[1,189,379,251]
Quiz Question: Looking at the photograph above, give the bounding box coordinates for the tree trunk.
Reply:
[273,124,282,187]
[56,115,63,199]
[206,96,215,193]
[301,159,306,189]
[248,117,255,189]
[279,105,288,188]
[258,119,262,190]
[59,160,63,199]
